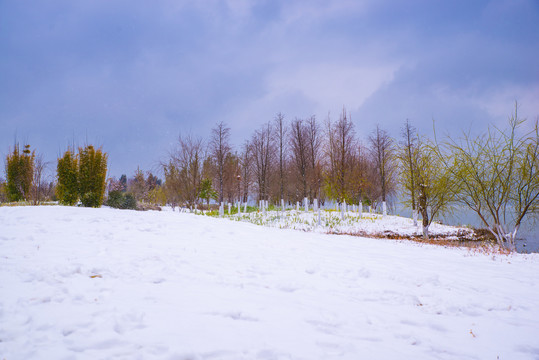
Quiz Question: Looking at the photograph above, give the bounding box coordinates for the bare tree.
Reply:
[399,119,418,212]
[239,141,252,203]
[325,108,357,203]
[163,163,181,210]
[351,141,374,204]
[31,153,49,204]
[223,152,240,203]
[306,115,323,201]
[250,122,274,201]
[274,112,287,202]
[165,134,205,207]
[369,124,396,206]
[436,104,539,250]
[209,122,231,203]
[290,118,309,199]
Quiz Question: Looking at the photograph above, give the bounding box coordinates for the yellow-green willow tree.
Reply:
[436,103,539,250]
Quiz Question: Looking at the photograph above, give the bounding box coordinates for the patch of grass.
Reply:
[0,201,58,207]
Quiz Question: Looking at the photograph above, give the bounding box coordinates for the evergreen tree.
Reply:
[56,149,79,205]
[78,145,108,207]
[5,143,35,202]
[119,174,127,192]
[129,167,148,202]
[199,178,217,206]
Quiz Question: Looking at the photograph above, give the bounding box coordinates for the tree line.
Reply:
[2,104,538,249]
[163,108,397,211]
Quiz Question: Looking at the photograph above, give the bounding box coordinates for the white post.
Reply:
[237,201,240,214]
[382,201,387,217]
[244,202,247,213]
[317,207,321,226]
[228,203,231,215]
[281,199,285,212]
[296,201,299,212]
[220,202,224,217]
[413,209,418,227]
[304,197,308,212]
[359,201,363,218]
[314,199,318,212]
[343,200,347,213]
[341,202,345,220]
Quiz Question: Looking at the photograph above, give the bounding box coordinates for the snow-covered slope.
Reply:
[1,206,538,360]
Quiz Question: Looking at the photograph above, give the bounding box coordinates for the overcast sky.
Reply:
[1,0,538,178]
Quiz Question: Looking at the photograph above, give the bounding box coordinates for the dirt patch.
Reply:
[329,228,499,250]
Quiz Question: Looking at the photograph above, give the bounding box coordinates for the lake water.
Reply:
[394,205,539,253]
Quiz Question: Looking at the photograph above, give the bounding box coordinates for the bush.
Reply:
[107,190,137,210]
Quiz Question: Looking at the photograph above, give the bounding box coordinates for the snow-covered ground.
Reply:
[1,206,538,360]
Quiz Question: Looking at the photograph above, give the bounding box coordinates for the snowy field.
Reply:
[1,206,539,360]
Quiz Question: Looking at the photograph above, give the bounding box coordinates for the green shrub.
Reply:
[107,190,137,210]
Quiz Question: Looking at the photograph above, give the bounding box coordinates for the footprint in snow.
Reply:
[113,311,146,334]
[206,311,259,322]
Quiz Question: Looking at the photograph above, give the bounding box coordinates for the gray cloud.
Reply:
[1,0,538,177]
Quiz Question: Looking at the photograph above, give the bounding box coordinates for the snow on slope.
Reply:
[1,206,538,360]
